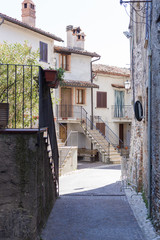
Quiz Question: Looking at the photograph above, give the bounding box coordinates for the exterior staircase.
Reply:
[82,126,122,164]
[57,134,77,176]
[81,108,123,164]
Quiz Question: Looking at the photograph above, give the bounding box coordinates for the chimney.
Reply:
[22,0,36,27]
[66,25,85,50]
[66,25,73,48]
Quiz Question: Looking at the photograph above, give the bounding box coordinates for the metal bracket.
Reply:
[120,0,152,4]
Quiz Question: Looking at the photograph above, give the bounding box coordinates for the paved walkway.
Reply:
[41,162,146,240]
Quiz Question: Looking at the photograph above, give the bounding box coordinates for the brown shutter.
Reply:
[96,123,105,136]
[97,92,101,107]
[66,55,71,71]
[97,92,107,108]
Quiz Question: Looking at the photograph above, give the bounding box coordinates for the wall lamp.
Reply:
[124,80,131,93]
[123,31,132,39]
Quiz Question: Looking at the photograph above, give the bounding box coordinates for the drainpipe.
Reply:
[0,16,4,26]
[90,57,100,125]
[90,57,100,152]
[147,1,152,219]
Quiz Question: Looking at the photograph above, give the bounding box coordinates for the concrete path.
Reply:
[41,162,146,240]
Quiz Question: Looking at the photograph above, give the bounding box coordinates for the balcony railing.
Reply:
[56,104,82,120]
[111,105,133,119]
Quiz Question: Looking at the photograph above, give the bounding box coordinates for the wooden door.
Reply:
[59,123,67,142]
[119,124,124,147]
[61,88,72,117]
[96,123,105,136]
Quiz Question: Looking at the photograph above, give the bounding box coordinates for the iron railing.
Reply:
[93,115,123,151]
[56,104,82,120]
[81,108,110,159]
[0,64,59,196]
[0,64,39,128]
[59,131,78,168]
[56,104,128,156]
[111,105,132,119]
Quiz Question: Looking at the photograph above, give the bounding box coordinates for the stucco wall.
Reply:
[93,72,132,146]
[55,53,91,82]
[0,132,56,240]
[0,20,55,69]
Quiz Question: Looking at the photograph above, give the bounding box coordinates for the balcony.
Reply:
[111,105,133,121]
[56,105,82,123]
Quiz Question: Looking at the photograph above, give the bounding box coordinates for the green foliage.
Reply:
[56,67,65,83]
[0,41,40,128]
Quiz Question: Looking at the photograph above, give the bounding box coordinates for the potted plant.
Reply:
[44,67,65,88]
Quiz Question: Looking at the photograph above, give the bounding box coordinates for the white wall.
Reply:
[93,72,132,143]
[55,53,91,81]
[0,20,55,69]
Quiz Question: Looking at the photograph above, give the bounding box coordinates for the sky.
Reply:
[0,0,131,68]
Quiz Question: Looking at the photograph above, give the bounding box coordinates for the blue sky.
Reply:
[1,0,130,68]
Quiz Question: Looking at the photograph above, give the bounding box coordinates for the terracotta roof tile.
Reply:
[0,13,63,42]
[54,46,100,58]
[61,80,99,88]
[93,64,130,77]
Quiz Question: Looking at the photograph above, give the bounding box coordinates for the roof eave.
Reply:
[0,13,64,42]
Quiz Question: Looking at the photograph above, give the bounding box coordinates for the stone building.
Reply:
[127,0,160,231]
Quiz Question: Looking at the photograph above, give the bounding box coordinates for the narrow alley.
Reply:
[41,162,146,240]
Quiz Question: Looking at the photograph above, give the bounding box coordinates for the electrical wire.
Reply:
[123,3,150,27]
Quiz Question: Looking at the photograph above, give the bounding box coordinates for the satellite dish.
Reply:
[134,101,143,121]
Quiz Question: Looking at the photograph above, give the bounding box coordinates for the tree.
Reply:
[0,41,40,128]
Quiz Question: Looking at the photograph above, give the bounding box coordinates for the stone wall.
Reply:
[129,2,149,194]
[129,0,160,231]
[0,132,56,239]
[151,0,160,231]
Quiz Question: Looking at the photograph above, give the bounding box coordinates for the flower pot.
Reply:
[0,103,9,128]
[44,69,59,88]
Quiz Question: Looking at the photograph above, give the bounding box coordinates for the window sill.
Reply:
[95,107,108,109]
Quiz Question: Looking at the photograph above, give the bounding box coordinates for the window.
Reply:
[97,92,107,108]
[76,89,86,104]
[30,4,35,9]
[24,3,27,8]
[40,41,48,62]
[60,54,71,71]
[114,90,124,117]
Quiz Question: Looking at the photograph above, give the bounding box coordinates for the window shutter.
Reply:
[40,42,43,60]
[97,92,107,108]
[66,55,71,71]
[40,41,48,62]
[97,92,101,107]
[44,44,48,62]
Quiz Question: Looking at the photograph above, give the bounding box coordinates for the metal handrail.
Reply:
[81,109,110,158]
[95,115,123,147]
[59,131,78,168]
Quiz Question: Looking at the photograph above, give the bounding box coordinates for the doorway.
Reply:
[96,122,105,136]
[119,124,124,147]
[60,88,72,118]
[59,123,67,142]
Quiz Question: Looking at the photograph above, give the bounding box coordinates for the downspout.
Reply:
[147,1,152,219]
[0,17,4,26]
[90,57,101,125]
[90,57,100,152]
